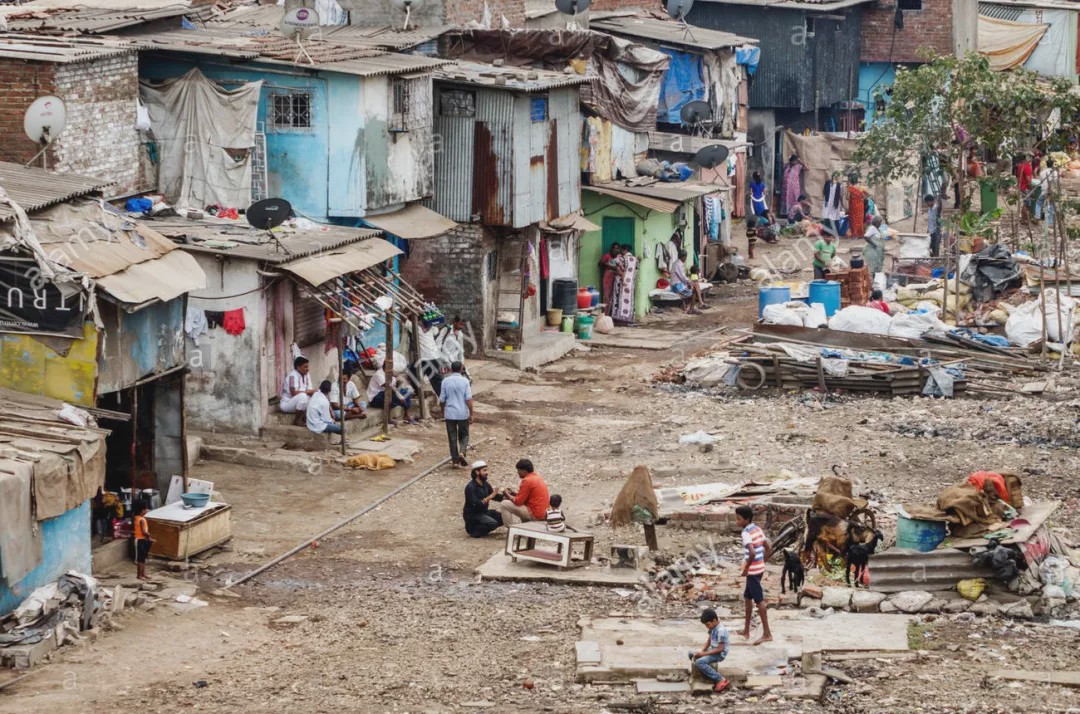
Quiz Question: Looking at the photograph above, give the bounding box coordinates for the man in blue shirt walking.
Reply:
[439,361,473,467]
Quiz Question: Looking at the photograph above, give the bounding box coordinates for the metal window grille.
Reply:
[270,92,312,130]
[293,289,326,347]
[391,77,429,132]
[530,97,548,122]
[440,89,476,117]
[897,0,922,9]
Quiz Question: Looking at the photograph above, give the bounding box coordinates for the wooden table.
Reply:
[505,521,594,569]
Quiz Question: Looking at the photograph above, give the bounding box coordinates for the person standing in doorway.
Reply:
[134,500,154,581]
[735,505,772,646]
[439,361,473,468]
[599,242,622,312]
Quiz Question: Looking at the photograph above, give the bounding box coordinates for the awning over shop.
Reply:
[279,237,402,286]
[362,203,458,239]
[97,249,206,306]
[539,213,602,233]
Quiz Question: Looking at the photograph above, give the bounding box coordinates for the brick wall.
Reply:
[399,223,498,353]
[861,0,954,63]
[590,0,648,9]
[444,0,527,27]
[0,54,142,195]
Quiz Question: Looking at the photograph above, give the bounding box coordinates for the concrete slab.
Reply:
[584,328,691,351]
[635,679,692,693]
[488,331,576,369]
[477,552,643,586]
[576,612,911,683]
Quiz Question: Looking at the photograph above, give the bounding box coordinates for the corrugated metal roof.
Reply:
[131,29,452,77]
[147,216,383,264]
[591,15,757,50]
[205,4,454,50]
[696,0,874,7]
[0,33,138,63]
[868,548,996,594]
[584,185,682,213]
[0,1,219,35]
[0,162,112,222]
[434,60,587,93]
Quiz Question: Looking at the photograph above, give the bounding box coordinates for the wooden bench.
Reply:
[505,521,594,569]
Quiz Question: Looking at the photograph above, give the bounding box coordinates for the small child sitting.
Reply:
[546,494,565,533]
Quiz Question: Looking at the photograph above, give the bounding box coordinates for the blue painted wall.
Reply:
[97,297,186,393]
[0,501,92,616]
[859,62,897,127]
[140,55,334,220]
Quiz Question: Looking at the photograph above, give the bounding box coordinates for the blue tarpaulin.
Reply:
[735,46,760,76]
[657,48,706,125]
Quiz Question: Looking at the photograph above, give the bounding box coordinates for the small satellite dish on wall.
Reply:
[390,0,424,31]
[247,198,293,230]
[664,0,695,21]
[281,6,320,39]
[24,95,67,145]
[691,144,729,169]
[680,100,712,125]
[554,0,591,16]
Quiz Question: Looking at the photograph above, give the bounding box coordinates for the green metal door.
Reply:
[602,217,635,255]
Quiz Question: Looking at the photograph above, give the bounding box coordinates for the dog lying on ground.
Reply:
[780,549,805,594]
[845,529,884,587]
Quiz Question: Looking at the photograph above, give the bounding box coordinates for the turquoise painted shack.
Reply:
[580,181,733,320]
[136,30,449,221]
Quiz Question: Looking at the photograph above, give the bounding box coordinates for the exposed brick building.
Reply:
[861,0,977,63]
[0,39,143,195]
[336,0,527,28]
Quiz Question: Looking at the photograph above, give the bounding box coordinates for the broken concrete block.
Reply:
[878,599,898,613]
[575,640,602,665]
[920,598,946,613]
[851,590,886,613]
[744,675,783,689]
[274,615,309,625]
[634,679,691,694]
[942,598,971,614]
[1,631,56,669]
[800,584,823,599]
[821,587,852,610]
[888,591,934,614]
[969,601,1001,616]
[1001,600,1034,619]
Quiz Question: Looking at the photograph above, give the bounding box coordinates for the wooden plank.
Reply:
[988,670,1080,687]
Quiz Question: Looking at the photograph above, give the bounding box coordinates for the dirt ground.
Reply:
[4,246,1080,713]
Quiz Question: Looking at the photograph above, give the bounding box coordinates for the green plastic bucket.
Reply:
[560,315,575,333]
[576,315,595,340]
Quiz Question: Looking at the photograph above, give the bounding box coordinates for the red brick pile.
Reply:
[832,267,871,308]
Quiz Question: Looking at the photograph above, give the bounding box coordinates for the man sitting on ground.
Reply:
[329,366,365,419]
[462,461,503,538]
[280,356,315,419]
[494,458,550,526]
[367,358,418,424]
[307,380,343,436]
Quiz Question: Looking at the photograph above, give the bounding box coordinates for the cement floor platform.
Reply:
[476,552,645,586]
[576,611,911,684]
[583,327,691,351]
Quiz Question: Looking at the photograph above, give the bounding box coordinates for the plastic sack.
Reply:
[828,305,893,335]
[1006,292,1077,347]
[889,311,946,340]
[872,272,887,292]
[803,302,827,328]
[594,315,614,334]
[1041,556,1068,587]
[762,303,804,326]
[679,431,717,446]
[898,234,931,259]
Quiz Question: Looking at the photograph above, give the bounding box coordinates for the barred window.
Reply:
[270,92,312,130]
[440,89,476,117]
[391,77,429,132]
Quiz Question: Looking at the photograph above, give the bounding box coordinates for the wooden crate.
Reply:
[147,504,232,560]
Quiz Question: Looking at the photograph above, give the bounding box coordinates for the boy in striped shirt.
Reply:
[735,505,773,645]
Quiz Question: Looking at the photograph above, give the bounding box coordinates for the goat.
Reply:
[845,530,884,587]
[780,548,805,594]
[802,508,876,569]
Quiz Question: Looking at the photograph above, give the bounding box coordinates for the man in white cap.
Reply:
[462,461,503,538]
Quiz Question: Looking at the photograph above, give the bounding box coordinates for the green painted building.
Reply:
[579,182,734,319]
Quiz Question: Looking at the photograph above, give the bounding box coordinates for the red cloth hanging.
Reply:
[539,237,550,279]
[222,308,246,336]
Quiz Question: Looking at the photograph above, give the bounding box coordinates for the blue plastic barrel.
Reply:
[808,280,841,317]
[758,286,791,318]
[896,515,947,552]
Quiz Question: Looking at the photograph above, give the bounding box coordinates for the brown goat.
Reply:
[801,508,875,568]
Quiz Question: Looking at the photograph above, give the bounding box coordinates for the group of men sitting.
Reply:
[462,458,563,538]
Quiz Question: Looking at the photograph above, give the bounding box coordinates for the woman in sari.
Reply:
[599,243,622,314]
[847,172,868,240]
[782,155,805,219]
[611,250,638,324]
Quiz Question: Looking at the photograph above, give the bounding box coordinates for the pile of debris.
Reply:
[0,572,106,669]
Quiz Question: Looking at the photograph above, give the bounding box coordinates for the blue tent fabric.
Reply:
[657,49,706,125]
[735,46,760,76]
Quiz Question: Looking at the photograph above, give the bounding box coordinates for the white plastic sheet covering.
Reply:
[828,305,894,336]
[1006,291,1076,347]
[140,69,263,211]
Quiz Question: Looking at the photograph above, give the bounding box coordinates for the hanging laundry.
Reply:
[539,237,550,280]
[205,310,225,329]
[184,307,208,345]
[704,196,722,242]
[222,308,246,336]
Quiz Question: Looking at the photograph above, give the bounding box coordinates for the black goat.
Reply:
[780,549,805,594]
[844,529,884,587]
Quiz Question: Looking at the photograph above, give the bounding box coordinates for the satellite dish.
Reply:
[554,0,591,15]
[390,0,424,30]
[247,198,292,230]
[281,6,320,39]
[691,144,729,169]
[24,96,67,144]
[680,101,712,125]
[664,0,695,21]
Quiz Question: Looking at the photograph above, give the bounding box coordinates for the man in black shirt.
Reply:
[463,461,504,538]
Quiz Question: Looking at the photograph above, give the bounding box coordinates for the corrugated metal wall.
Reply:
[431,104,475,222]
[550,88,580,219]
[474,88,515,226]
[687,5,862,112]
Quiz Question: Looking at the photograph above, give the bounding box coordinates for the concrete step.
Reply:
[200,444,324,473]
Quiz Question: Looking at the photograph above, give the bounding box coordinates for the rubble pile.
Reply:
[0,572,107,669]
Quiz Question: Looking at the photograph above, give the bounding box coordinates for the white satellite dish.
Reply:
[24,95,67,144]
[664,0,697,41]
[281,6,320,39]
[390,0,424,31]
